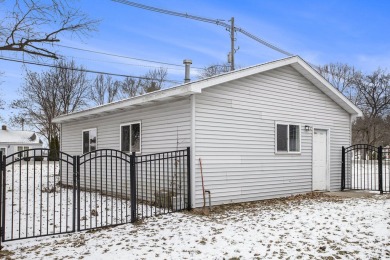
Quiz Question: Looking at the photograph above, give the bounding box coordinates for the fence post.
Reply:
[186,147,191,210]
[130,152,137,223]
[76,156,81,231]
[0,152,3,249]
[341,146,345,191]
[378,146,383,194]
[1,154,5,243]
[72,156,77,232]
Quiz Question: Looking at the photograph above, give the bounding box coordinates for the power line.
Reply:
[111,0,295,67]
[62,54,195,71]
[53,43,204,70]
[112,0,229,27]
[0,56,182,84]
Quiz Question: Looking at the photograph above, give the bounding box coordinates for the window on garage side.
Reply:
[276,124,300,153]
[82,128,97,154]
[120,122,141,153]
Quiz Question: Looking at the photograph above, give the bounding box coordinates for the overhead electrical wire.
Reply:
[62,54,193,71]
[111,0,295,57]
[0,56,182,84]
[53,43,204,70]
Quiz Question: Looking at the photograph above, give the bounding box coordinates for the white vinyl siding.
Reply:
[62,99,191,156]
[194,65,351,207]
[60,64,353,208]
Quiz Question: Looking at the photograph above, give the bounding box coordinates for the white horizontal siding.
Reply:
[194,65,350,207]
[61,99,191,155]
[60,99,191,199]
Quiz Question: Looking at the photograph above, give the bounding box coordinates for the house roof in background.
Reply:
[53,56,362,123]
[0,128,43,145]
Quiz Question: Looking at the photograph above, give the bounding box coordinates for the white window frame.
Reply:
[82,128,98,154]
[119,121,142,154]
[275,122,301,154]
[17,146,30,158]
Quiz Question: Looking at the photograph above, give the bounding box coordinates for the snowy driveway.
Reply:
[1,193,389,259]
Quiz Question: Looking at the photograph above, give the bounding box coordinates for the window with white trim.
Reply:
[82,128,97,154]
[17,146,29,157]
[276,124,300,153]
[120,122,141,153]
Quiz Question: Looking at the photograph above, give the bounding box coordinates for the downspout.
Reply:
[350,114,352,145]
[60,123,63,151]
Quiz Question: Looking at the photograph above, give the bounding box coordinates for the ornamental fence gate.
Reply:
[0,147,190,247]
[342,144,389,193]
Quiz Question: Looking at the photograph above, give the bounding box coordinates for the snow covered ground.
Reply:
[2,162,156,241]
[1,193,389,259]
[348,160,390,191]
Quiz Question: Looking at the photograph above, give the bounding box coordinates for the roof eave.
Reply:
[53,84,200,123]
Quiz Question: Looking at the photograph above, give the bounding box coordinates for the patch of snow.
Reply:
[2,195,389,259]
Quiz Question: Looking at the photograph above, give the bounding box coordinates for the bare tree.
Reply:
[56,60,90,113]
[317,63,361,104]
[318,63,390,146]
[0,0,99,59]
[90,74,120,105]
[9,115,27,130]
[355,69,390,118]
[0,72,4,122]
[119,77,143,99]
[141,67,168,93]
[0,99,4,123]
[11,60,90,143]
[198,63,231,79]
[352,69,390,146]
[119,68,168,98]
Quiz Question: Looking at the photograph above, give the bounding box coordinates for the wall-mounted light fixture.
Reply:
[305,125,312,131]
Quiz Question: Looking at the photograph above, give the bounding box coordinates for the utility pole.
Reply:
[230,17,235,71]
[113,1,295,68]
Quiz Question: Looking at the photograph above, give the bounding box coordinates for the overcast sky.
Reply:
[1,0,390,124]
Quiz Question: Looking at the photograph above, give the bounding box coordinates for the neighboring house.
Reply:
[53,56,362,208]
[0,125,43,157]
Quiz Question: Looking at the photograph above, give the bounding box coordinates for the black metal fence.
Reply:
[0,147,191,246]
[342,144,389,193]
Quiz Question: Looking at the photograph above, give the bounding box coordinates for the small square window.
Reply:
[276,124,300,153]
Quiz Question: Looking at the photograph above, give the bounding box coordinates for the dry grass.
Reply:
[188,192,343,216]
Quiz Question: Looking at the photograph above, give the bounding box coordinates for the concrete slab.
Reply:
[326,191,379,198]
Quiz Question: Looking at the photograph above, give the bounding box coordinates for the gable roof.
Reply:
[0,129,43,145]
[53,56,362,123]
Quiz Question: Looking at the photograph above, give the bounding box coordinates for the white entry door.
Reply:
[313,129,328,190]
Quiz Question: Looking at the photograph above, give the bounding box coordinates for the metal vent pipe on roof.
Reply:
[183,59,192,83]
